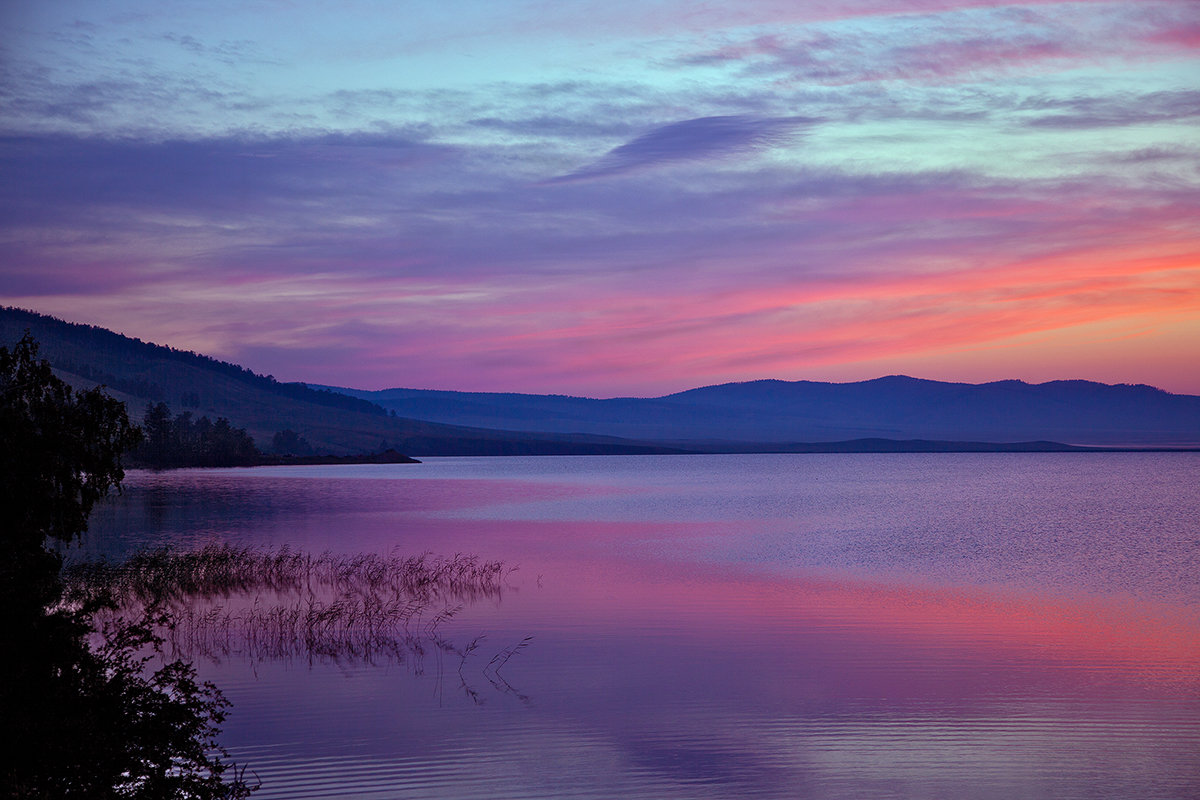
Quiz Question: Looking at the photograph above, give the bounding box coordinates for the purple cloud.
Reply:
[672,3,1199,88]
[547,115,815,182]
[0,132,448,222]
[1022,90,1200,129]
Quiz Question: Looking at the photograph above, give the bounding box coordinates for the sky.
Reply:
[1,0,1198,396]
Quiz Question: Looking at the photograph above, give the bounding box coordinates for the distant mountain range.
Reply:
[4,306,1198,455]
[320,378,1200,447]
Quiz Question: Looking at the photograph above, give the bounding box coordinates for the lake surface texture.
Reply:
[85,454,1200,799]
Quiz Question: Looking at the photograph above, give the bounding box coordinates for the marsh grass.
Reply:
[64,544,508,606]
[62,545,526,698]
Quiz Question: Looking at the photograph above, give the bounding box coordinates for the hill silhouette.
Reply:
[324,377,1200,447]
[0,308,683,456]
[7,307,1197,452]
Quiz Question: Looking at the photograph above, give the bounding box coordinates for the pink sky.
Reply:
[1,0,1197,395]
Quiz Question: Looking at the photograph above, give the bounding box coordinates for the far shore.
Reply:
[125,440,1200,470]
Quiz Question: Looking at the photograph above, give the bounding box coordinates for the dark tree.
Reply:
[142,401,173,467]
[0,332,255,798]
[271,429,313,456]
[134,404,261,468]
[2,334,141,549]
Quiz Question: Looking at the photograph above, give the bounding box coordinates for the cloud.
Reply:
[161,32,278,67]
[494,0,1141,42]
[1021,90,1200,129]
[672,2,1199,87]
[0,131,448,220]
[546,115,814,183]
[676,25,1089,86]
[1111,146,1199,164]
[2,75,1197,392]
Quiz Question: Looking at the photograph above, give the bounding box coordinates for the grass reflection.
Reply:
[63,545,530,703]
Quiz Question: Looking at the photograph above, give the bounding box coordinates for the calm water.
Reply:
[85,454,1200,799]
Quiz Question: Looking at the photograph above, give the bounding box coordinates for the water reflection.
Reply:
[80,457,1200,800]
[65,545,533,705]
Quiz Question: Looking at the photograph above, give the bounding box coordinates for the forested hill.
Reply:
[0,306,386,417]
[0,307,683,456]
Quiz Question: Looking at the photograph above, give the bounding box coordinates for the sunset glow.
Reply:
[2,0,1197,394]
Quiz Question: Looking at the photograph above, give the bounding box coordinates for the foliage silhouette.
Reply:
[134,402,261,468]
[0,332,255,798]
[270,429,313,456]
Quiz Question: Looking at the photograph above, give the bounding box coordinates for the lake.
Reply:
[83,453,1200,799]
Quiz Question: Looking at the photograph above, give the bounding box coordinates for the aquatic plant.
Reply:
[64,544,509,604]
[64,544,528,701]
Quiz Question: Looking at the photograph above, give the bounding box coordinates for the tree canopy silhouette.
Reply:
[135,402,260,468]
[0,332,254,799]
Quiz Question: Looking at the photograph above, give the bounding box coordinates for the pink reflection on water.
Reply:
[112,469,1200,693]
[204,524,1200,800]
[105,465,1200,799]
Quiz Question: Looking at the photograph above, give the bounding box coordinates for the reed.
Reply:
[62,544,526,698]
[64,544,509,606]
